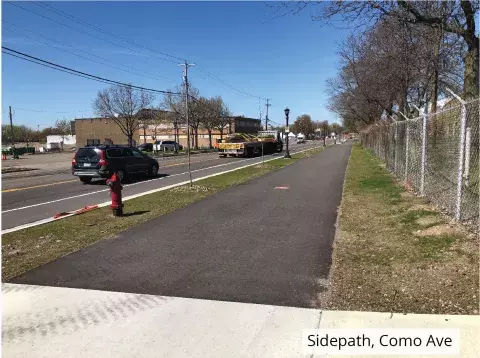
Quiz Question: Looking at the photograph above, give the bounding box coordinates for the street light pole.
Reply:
[284,107,291,159]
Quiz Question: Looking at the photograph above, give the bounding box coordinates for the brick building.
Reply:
[75,117,140,147]
[75,112,261,148]
[139,114,261,148]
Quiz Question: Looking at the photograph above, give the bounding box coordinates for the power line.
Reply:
[6,1,270,105]
[33,1,186,62]
[2,46,182,96]
[21,1,268,101]
[190,68,261,101]
[11,107,90,114]
[3,23,177,84]
[195,65,268,100]
[5,1,180,65]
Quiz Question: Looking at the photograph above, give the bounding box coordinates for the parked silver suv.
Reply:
[154,140,180,152]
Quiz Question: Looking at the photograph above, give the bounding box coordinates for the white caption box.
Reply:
[302,329,460,356]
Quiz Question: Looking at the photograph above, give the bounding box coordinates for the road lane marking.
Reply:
[2,145,328,234]
[2,179,78,193]
[2,157,232,193]
[1,144,323,215]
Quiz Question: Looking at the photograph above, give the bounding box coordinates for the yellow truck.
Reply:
[218,131,283,157]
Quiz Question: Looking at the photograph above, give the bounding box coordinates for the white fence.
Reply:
[360,98,479,224]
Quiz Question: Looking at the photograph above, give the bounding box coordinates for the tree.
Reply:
[186,87,202,149]
[161,85,202,149]
[325,13,464,132]
[93,85,155,146]
[54,119,71,151]
[199,96,231,148]
[292,114,314,138]
[161,90,184,144]
[20,126,34,148]
[290,0,479,99]
[214,107,232,142]
[330,123,343,136]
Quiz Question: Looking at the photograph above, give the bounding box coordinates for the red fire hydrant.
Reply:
[107,172,123,216]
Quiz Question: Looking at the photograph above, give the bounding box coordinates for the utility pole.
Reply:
[265,99,271,131]
[180,61,195,187]
[9,106,18,159]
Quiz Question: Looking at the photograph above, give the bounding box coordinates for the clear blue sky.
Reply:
[2,1,350,129]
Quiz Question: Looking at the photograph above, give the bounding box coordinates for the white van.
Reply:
[296,134,305,144]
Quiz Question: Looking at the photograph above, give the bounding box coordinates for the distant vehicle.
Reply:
[154,140,180,152]
[137,143,154,152]
[217,131,283,157]
[296,134,305,144]
[45,142,61,153]
[72,145,159,184]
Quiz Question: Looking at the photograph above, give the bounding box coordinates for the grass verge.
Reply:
[2,146,327,280]
[323,145,479,314]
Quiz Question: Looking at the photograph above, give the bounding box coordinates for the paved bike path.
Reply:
[10,143,352,308]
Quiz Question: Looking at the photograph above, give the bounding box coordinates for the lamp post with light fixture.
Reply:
[284,107,291,158]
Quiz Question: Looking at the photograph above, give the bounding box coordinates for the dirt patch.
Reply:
[170,185,211,193]
[416,224,464,237]
[416,216,442,227]
[408,204,437,212]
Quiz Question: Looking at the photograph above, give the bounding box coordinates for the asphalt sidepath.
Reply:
[10,143,352,308]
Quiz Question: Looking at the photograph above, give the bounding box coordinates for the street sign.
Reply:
[285,126,289,133]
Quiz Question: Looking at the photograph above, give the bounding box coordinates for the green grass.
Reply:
[324,144,479,315]
[415,235,456,260]
[2,145,328,280]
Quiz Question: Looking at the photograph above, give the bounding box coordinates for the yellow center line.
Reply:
[2,179,78,193]
[3,157,223,192]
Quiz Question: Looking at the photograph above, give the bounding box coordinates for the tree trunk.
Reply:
[220,129,224,140]
[463,40,479,99]
[127,134,133,147]
[460,0,479,99]
[194,128,199,149]
[143,125,147,144]
[208,130,212,149]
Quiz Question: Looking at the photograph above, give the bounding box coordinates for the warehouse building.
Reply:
[75,111,261,148]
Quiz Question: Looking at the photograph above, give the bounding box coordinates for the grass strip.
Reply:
[323,145,479,314]
[2,146,327,280]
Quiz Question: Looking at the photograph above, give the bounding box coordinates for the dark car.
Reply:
[72,145,159,184]
[137,143,154,152]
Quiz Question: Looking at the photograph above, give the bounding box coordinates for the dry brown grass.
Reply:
[322,145,479,315]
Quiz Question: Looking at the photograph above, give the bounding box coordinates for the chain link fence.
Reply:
[360,98,479,226]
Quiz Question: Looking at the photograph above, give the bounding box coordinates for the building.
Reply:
[75,111,261,148]
[140,114,261,148]
[75,117,140,147]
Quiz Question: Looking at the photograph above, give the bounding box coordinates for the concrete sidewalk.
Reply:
[3,283,479,357]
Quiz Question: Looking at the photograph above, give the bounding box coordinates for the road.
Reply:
[1,141,326,230]
[9,142,352,308]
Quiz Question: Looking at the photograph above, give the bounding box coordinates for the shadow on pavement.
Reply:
[122,210,150,217]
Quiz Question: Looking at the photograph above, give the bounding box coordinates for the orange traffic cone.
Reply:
[2,153,6,160]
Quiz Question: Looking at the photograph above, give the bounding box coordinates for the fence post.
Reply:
[394,122,397,173]
[464,127,471,188]
[420,110,428,196]
[444,91,467,221]
[404,121,409,182]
